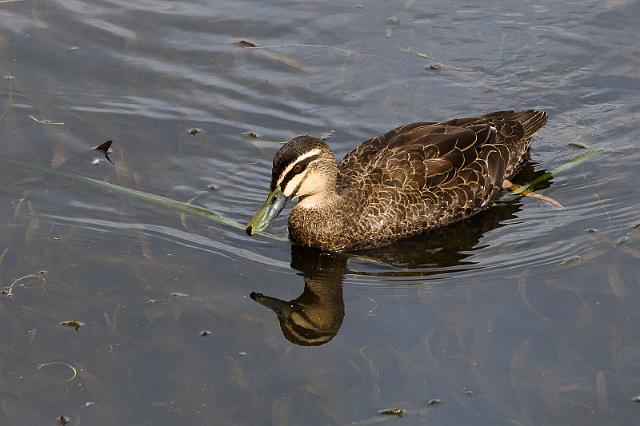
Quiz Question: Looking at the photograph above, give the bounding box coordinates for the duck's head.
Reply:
[246,136,336,236]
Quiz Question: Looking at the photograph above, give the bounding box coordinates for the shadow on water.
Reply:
[252,163,551,346]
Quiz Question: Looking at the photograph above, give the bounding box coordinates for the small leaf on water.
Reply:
[94,139,113,164]
[94,139,113,153]
[568,141,588,149]
[378,408,404,417]
[235,39,257,48]
[60,320,84,331]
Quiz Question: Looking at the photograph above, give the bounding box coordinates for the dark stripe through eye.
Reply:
[273,154,320,191]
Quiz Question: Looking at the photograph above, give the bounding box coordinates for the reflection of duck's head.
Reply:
[250,286,343,346]
[251,246,346,346]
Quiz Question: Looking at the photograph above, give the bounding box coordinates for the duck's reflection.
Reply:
[251,247,345,346]
[251,163,550,346]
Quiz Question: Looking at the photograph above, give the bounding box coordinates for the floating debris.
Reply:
[568,141,589,149]
[57,415,70,425]
[28,115,64,125]
[5,75,15,80]
[378,407,405,417]
[242,131,259,139]
[38,362,77,383]
[60,320,84,331]
[237,351,248,357]
[85,401,95,407]
[427,399,442,405]
[94,139,113,164]
[90,157,103,166]
[233,40,307,71]
[187,128,201,136]
[207,184,216,191]
[94,139,112,153]
[200,330,212,337]
[464,390,474,396]
[428,63,442,70]
[171,292,189,298]
[633,395,640,403]
[235,39,257,48]
[2,271,47,297]
[585,228,598,234]
[320,130,335,141]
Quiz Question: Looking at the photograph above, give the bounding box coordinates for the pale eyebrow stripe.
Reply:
[280,155,321,194]
[276,148,322,187]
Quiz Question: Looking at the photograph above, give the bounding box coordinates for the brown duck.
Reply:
[246,110,548,251]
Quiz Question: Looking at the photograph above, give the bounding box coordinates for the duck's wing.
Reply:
[441,110,547,177]
[338,110,547,188]
[337,122,499,191]
[336,122,509,233]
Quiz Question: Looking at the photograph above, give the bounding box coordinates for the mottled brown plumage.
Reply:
[252,110,547,251]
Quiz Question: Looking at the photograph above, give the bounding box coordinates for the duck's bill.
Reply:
[246,186,290,236]
[250,292,292,316]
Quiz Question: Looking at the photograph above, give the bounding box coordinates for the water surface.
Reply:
[1,0,639,424]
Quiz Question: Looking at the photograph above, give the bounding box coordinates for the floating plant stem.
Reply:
[496,149,603,204]
[0,157,285,239]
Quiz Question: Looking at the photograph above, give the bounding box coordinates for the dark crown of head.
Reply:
[271,136,328,182]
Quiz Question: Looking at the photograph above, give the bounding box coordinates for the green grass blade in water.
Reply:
[0,157,286,240]
[496,149,603,203]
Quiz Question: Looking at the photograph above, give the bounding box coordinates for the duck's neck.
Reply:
[289,188,350,251]
[296,188,342,210]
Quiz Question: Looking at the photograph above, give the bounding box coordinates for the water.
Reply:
[1,0,639,424]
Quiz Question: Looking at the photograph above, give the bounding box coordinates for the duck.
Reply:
[246,110,548,252]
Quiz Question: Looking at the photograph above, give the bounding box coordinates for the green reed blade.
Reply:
[496,149,603,203]
[0,157,286,240]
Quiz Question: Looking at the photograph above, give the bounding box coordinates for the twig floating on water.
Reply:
[28,115,64,125]
[378,407,405,417]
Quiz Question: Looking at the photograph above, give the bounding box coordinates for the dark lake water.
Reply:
[1,0,639,424]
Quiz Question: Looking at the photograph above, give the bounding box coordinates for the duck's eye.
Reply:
[293,164,304,174]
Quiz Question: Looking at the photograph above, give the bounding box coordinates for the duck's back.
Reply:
[334,110,547,249]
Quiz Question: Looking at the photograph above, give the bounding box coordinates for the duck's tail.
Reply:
[483,109,548,139]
